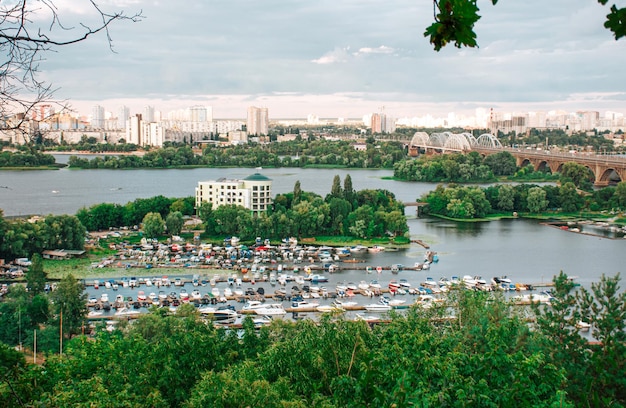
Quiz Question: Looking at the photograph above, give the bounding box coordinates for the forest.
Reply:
[64,139,406,170]
[420,180,626,219]
[1,272,624,407]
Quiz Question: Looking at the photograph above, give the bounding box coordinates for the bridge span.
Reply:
[406,131,626,186]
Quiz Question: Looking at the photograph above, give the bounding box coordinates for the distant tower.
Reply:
[118,106,130,130]
[247,106,269,135]
[91,105,105,128]
[144,106,155,123]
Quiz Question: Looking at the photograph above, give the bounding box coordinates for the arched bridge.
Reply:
[408,131,626,186]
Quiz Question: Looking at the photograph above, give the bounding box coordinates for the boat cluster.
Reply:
[95,236,400,272]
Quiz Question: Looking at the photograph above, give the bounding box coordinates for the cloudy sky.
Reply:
[36,0,626,119]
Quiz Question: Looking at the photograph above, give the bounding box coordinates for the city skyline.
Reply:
[36,0,626,119]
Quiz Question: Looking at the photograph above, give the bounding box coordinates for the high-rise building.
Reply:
[91,105,105,128]
[118,106,130,130]
[247,106,269,135]
[189,105,213,122]
[144,106,155,123]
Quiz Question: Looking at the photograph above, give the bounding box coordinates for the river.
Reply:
[0,161,623,292]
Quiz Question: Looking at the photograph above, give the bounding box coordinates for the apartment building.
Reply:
[195,173,273,214]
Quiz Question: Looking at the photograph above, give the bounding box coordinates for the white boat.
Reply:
[115,307,141,317]
[514,291,553,305]
[350,245,368,253]
[317,305,344,313]
[223,287,232,297]
[310,274,328,283]
[87,310,104,318]
[369,280,381,289]
[252,315,274,327]
[576,321,592,332]
[198,306,238,323]
[379,296,407,309]
[355,314,380,322]
[333,299,358,308]
[357,280,370,290]
[291,300,320,309]
[364,303,392,312]
[242,301,286,316]
[368,245,385,253]
[254,304,286,316]
[211,287,220,297]
[100,293,109,302]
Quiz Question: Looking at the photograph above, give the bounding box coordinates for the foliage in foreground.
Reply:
[1,273,624,407]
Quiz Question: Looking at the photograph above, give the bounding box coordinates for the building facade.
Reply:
[195,173,273,214]
[247,106,269,135]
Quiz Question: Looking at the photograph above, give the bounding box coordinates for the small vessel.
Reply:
[115,307,141,317]
[198,306,238,323]
[364,303,392,313]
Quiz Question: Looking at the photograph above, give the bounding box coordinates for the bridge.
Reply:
[407,131,626,186]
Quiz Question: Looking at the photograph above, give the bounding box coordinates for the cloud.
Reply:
[311,47,351,64]
[354,46,395,56]
[312,45,396,64]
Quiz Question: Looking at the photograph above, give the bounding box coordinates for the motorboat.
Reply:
[379,296,408,309]
[364,303,392,312]
[242,301,286,316]
[291,300,320,309]
[115,307,141,317]
[198,306,238,323]
[317,305,344,313]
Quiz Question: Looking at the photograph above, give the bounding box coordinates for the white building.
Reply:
[247,106,269,135]
[195,173,273,214]
[91,105,105,129]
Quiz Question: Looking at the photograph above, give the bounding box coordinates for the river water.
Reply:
[0,160,623,294]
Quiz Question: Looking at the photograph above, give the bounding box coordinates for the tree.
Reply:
[142,212,164,239]
[527,186,549,213]
[165,211,184,237]
[496,184,515,211]
[26,253,46,296]
[50,273,87,337]
[0,1,142,140]
[293,180,302,205]
[483,151,517,176]
[576,273,626,405]
[615,181,626,208]
[559,182,584,212]
[559,162,594,191]
[425,0,626,51]
[329,174,343,199]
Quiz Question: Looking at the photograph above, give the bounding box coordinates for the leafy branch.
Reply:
[425,0,626,51]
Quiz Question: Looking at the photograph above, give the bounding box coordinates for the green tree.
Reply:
[527,186,549,213]
[50,273,87,338]
[329,174,343,199]
[560,162,594,191]
[425,0,626,51]
[483,151,517,176]
[576,273,626,406]
[142,212,164,239]
[293,180,302,205]
[615,180,626,208]
[496,184,515,211]
[559,182,584,212]
[165,211,184,236]
[26,253,47,296]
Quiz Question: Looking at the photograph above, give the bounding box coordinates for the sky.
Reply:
[33,0,626,119]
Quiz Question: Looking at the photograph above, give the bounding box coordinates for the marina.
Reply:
[82,238,557,327]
